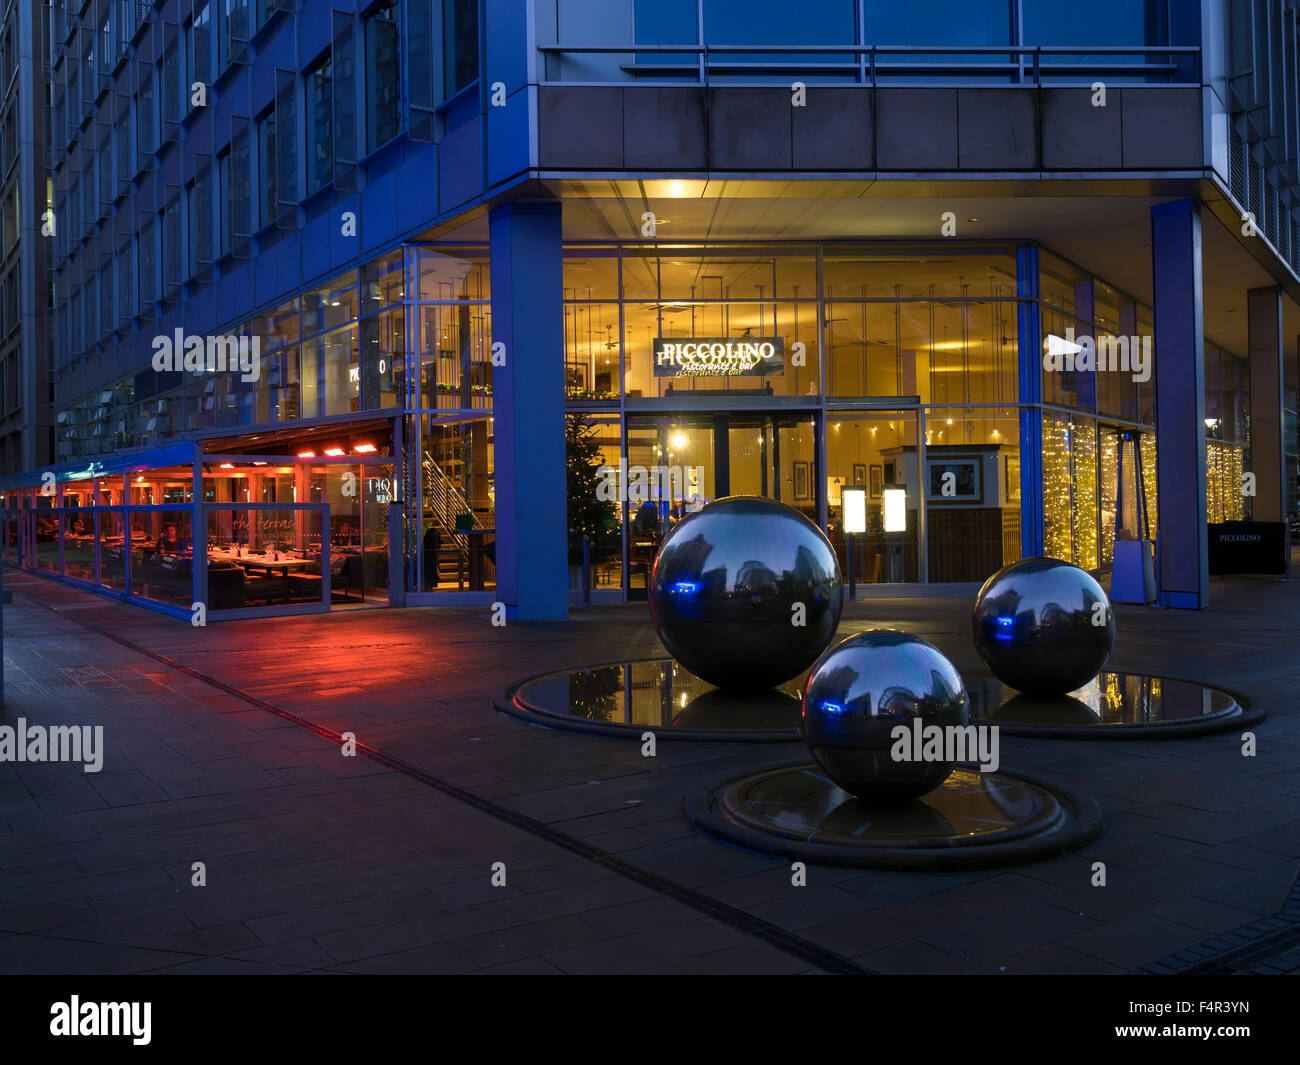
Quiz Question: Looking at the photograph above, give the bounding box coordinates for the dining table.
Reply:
[209,551,315,577]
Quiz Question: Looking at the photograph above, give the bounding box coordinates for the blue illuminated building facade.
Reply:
[3,1,1298,620]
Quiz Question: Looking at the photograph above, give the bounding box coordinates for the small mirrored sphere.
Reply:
[649,496,843,691]
[971,557,1116,698]
[801,630,970,803]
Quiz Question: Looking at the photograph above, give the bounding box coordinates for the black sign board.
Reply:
[653,337,784,377]
[1207,521,1289,575]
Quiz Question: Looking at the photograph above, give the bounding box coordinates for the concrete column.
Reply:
[1247,286,1285,523]
[489,200,567,619]
[1150,199,1208,609]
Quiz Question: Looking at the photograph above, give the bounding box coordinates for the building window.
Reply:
[117,0,135,56]
[1023,1,1169,46]
[118,243,134,321]
[98,134,113,210]
[189,168,212,277]
[366,0,400,149]
[256,0,279,31]
[334,27,357,168]
[101,268,113,334]
[257,108,276,228]
[162,45,181,132]
[863,2,1008,49]
[81,162,94,229]
[67,60,79,129]
[115,101,132,189]
[190,4,212,93]
[137,72,155,158]
[408,0,434,112]
[162,196,182,291]
[67,180,78,250]
[444,0,479,96]
[3,108,14,174]
[220,0,250,70]
[100,11,112,78]
[222,128,250,251]
[139,217,156,306]
[306,55,333,194]
[276,80,297,207]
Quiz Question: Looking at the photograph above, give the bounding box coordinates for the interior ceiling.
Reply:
[551,179,1295,356]
[424,178,1300,361]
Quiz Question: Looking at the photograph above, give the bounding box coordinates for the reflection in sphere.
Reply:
[801,630,969,804]
[649,496,843,691]
[971,558,1115,698]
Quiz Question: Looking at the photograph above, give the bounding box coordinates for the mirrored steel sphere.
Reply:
[801,630,970,803]
[971,557,1115,698]
[649,496,842,691]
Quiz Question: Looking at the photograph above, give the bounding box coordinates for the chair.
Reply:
[207,563,246,609]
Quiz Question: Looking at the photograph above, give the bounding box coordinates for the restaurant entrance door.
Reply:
[625,411,819,598]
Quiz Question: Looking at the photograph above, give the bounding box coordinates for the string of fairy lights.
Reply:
[1045,416,1244,566]
[1206,441,1246,523]
[1042,413,1099,569]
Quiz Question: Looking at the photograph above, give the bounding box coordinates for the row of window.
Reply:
[54,0,479,354]
[638,0,1183,50]
[54,0,477,180]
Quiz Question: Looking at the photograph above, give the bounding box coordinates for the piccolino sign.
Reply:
[653,337,784,377]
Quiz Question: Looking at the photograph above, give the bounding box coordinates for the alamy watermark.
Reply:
[1043,328,1151,383]
[596,460,705,507]
[50,997,150,1045]
[0,719,104,773]
[890,719,999,773]
[151,328,261,383]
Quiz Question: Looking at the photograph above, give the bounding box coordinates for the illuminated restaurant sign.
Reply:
[653,337,784,377]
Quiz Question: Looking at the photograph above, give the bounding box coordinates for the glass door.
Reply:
[625,411,817,598]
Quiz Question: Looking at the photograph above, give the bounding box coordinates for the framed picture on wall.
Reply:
[869,465,883,497]
[925,458,982,502]
[851,463,867,487]
[793,461,810,500]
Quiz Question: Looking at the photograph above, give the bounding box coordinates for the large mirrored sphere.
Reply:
[649,496,842,691]
[801,630,970,803]
[971,557,1116,698]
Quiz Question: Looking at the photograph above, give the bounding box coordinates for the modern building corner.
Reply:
[0,0,1296,621]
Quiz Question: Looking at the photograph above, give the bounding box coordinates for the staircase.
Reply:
[421,455,494,588]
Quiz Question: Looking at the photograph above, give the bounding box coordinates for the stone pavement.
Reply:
[1,566,1298,974]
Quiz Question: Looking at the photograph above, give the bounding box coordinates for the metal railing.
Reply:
[539,43,1202,87]
[421,454,481,561]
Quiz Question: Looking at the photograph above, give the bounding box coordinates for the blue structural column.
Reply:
[1150,200,1208,609]
[489,200,568,620]
[1246,286,1286,523]
[1016,245,1044,559]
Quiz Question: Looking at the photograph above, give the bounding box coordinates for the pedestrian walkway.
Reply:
[1,567,1297,973]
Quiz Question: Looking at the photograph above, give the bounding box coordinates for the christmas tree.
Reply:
[565,412,618,565]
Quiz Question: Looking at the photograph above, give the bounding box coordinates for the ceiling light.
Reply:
[353,443,377,453]
[297,450,316,458]
[219,463,234,469]
[324,447,345,456]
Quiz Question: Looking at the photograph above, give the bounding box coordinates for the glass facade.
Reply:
[36,233,1261,615]
[28,2,1288,621]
